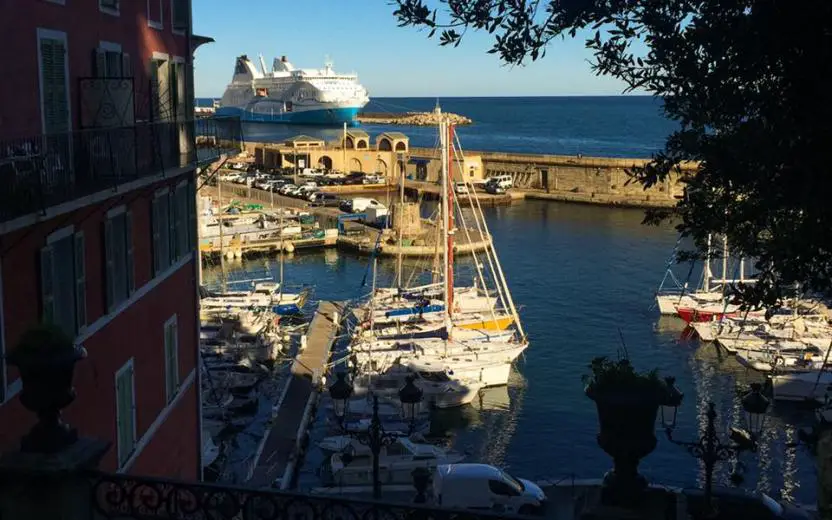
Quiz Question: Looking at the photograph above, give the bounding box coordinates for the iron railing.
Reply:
[196,116,245,165]
[0,117,242,223]
[0,121,192,222]
[89,472,507,520]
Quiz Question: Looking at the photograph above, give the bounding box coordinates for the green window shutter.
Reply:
[93,48,107,78]
[188,181,197,250]
[74,232,86,331]
[40,37,69,134]
[151,198,161,274]
[171,319,179,388]
[104,219,115,311]
[121,53,132,78]
[126,211,135,294]
[40,246,55,322]
[168,191,177,264]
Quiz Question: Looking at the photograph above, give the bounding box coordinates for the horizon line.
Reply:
[194,93,656,99]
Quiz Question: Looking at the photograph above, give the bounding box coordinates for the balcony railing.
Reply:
[0,117,243,223]
[0,121,192,222]
[89,471,506,520]
[196,116,245,165]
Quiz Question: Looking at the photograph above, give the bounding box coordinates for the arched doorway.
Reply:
[378,138,392,151]
[357,139,368,149]
[345,136,355,149]
[375,158,388,175]
[349,157,362,172]
[395,141,407,152]
[318,155,333,170]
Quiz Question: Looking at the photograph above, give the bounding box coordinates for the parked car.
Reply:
[487,175,514,190]
[309,193,340,207]
[455,182,470,195]
[485,182,506,195]
[363,174,384,185]
[682,488,813,520]
[339,199,354,212]
[350,198,385,213]
[432,464,546,516]
[279,184,297,195]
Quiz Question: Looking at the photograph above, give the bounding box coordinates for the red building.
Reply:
[0,0,217,480]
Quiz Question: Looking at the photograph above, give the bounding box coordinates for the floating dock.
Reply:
[248,301,343,488]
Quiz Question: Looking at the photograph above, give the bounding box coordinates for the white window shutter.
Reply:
[74,232,86,331]
[40,246,55,322]
[188,181,197,250]
[94,48,107,78]
[125,211,135,294]
[121,52,132,78]
[152,198,161,274]
[168,192,177,264]
[104,219,116,311]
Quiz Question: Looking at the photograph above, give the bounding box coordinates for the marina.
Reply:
[195,115,828,510]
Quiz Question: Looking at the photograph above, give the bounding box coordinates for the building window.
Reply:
[164,315,179,402]
[152,191,172,275]
[94,44,131,78]
[37,29,70,136]
[174,183,190,258]
[99,0,119,16]
[148,0,163,29]
[171,0,188,34]
[105,210,134,311]
[115,359,136,467]
[41,230,86,338]
[170,60,186,120]
[150,56,170,120]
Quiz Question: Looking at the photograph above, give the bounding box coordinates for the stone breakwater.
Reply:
[357,111,472,126]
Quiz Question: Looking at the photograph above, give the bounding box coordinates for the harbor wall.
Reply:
[242,141,692,208]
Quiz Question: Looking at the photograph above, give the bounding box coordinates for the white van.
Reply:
[350,198,385,213]
[487,175,514,190]
[433,464,546,516]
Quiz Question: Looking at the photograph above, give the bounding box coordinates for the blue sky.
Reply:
[192,0,631,98]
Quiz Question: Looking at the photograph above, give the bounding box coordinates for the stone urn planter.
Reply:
[6,324,87,453]
[583,356,670,508]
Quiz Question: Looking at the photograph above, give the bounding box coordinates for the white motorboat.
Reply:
[318,432,428,454]
[355,361,484,409]
[202,429,221,468]
[326,437,464,487]
[769,370,832,402]
[735,345,823,372]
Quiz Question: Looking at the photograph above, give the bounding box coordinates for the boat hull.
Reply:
[455,315,514,331]
[770,371,832,402]
[676,307,737,323]
[216,105,361,126]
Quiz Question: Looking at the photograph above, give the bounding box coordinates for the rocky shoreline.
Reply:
[357,111,472,126]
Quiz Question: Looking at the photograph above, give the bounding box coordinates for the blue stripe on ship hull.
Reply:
[216,106,360,126]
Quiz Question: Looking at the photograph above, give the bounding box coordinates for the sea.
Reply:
[199,97,817,505]
[196,96,677,158]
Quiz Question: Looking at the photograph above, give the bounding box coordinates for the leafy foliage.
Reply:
[582,356,664,396]
[392,0,832,308]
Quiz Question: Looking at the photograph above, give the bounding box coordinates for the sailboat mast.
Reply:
[721,234,729,284]
[396,152,405,288]
[279,209,284,300]
[739,258,745,282]
[218,176,226,291]
[440,118,450,316]
[703,234,712,293]
[446,123,455,317]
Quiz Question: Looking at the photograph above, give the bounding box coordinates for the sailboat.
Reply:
[345,115,528,388]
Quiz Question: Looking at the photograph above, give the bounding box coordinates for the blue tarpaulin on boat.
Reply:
[384,304,444,318]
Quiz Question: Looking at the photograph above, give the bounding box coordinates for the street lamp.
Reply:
[328,372,424,499]
[664,382,770,514]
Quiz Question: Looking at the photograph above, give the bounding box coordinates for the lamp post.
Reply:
[663,381,770,515]
[328,372,423,499]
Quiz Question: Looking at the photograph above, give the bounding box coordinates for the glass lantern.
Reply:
[661,376,684,430]
[328,372,354,419]
[741,383,770,439]
[398,375,424,425]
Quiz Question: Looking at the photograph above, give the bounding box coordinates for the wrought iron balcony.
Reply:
[89,471,506,520]
[196,116,245,165]
[0,117,242,223]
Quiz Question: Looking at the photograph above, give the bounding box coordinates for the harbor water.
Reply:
[202,199,817,504]
[197,95,678,158]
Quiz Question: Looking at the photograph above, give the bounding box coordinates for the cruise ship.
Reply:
[215,54,369,126]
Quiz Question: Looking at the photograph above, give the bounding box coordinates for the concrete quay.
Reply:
[248,301,343,489]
